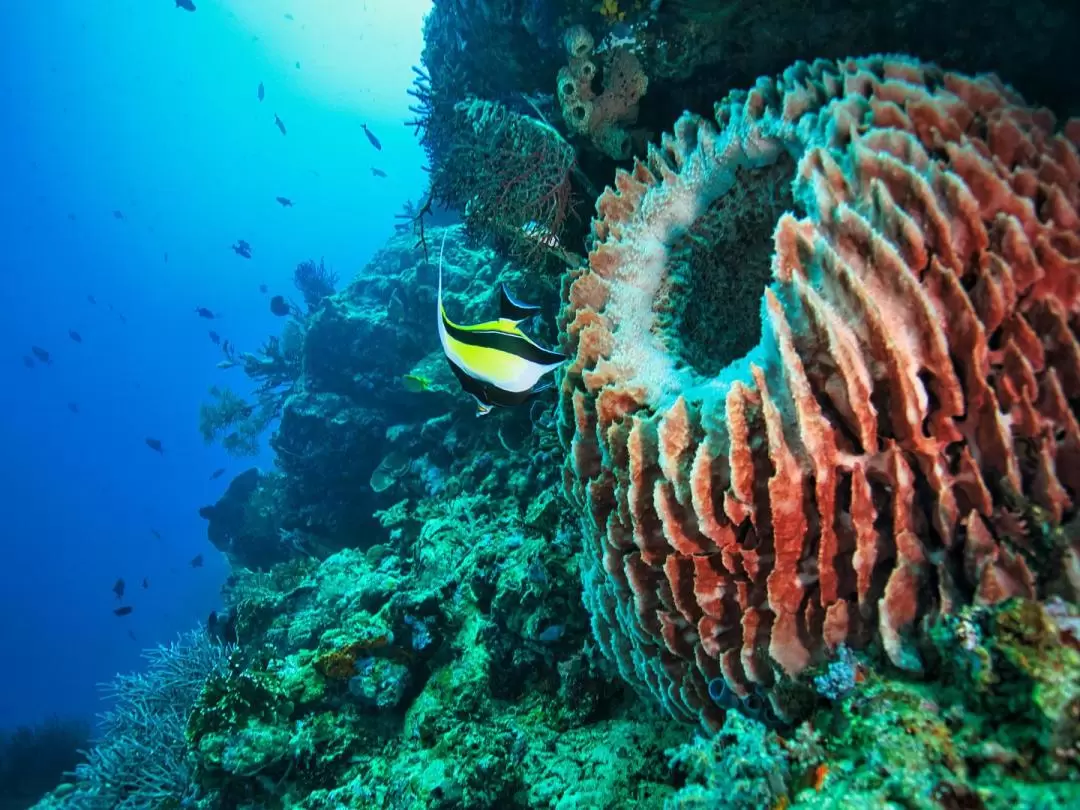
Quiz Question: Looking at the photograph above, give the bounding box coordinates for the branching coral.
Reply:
[294,258,339,311]
[200,319,305,457]
[58,631,233,809]
[557,24,649,159]
[559,55,1080,727]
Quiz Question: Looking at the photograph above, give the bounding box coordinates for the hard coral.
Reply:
[558,55,1080,727]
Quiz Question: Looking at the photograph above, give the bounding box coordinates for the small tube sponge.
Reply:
[557,27,648,159]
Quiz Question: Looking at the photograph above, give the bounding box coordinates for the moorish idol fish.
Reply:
[436,231,563,416]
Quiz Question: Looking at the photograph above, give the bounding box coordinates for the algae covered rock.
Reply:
[198,468,294,570]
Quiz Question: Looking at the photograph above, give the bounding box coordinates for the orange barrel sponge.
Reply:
[558,55,1080,728]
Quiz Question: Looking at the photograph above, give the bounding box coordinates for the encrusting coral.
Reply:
[558,54,1080,727]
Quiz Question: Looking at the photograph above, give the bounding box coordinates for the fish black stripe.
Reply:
[445,356,541,407]
[499,284,541,321]
[442,316,563,366]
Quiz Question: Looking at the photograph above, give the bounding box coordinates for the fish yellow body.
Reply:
[436,232,563,415]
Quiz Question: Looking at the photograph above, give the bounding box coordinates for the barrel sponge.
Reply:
[558,54,1080,728]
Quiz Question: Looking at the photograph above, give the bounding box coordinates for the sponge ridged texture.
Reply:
[558,55,1080,726]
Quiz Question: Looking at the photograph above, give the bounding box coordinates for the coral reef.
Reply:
[198,316,305,457]
[293,258,338,311]
[665,598,1080,809]
[269,225,564,551]
[415,0,1079,258]
[198,468,300,570]
[37,631,233,809]
[559,55,1080,726]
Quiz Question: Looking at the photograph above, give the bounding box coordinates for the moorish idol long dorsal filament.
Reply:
[436,231,564,415]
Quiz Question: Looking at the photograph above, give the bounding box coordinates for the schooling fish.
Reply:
[175,0,196,10]
[31,346,51,364]
[68,402,79,414]
[145,437,164,454]
[190,554,204,568]
[113,606,134,617]
[68,329,82,343]
[195,307,216,319]
[208,330,221,345]
[210,467,226,480]
[361,124,381,150]
[232,240,252,258]
[436,231,562,415]
[371,167,387,178]
[257,82,265,102]
[22,356,34,368]
[274,114,287,135]
[112,578,125,599]
[276,196,292,207]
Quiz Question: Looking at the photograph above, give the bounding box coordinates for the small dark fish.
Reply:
[361,124,382,150]
[31,346,51,364]
[175,0,195,10]
[112,210,124,220]
[276,196,292,207]
[22,356,34,368]
[68,402,79,414]
[259,283,268,294]
[232,241,252,258]
[195,307,216,319]
[87,294,97,304]
[210,468,226,479]
[145,437,164,454]
[113,606,134,617]
[371,167,387,178]
[112,578,125,599]
[274,114,286,135]
[142,577,149,589]
[257,82,265,102]
[269,295,291,316]
[68,329,82,343]
[208,330,221,345]
[190,554,204,568]
[151,528,162,540]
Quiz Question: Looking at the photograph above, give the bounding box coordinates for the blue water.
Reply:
[0,0,430,730]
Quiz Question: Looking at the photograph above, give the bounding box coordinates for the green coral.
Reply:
[667,712,790,809]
